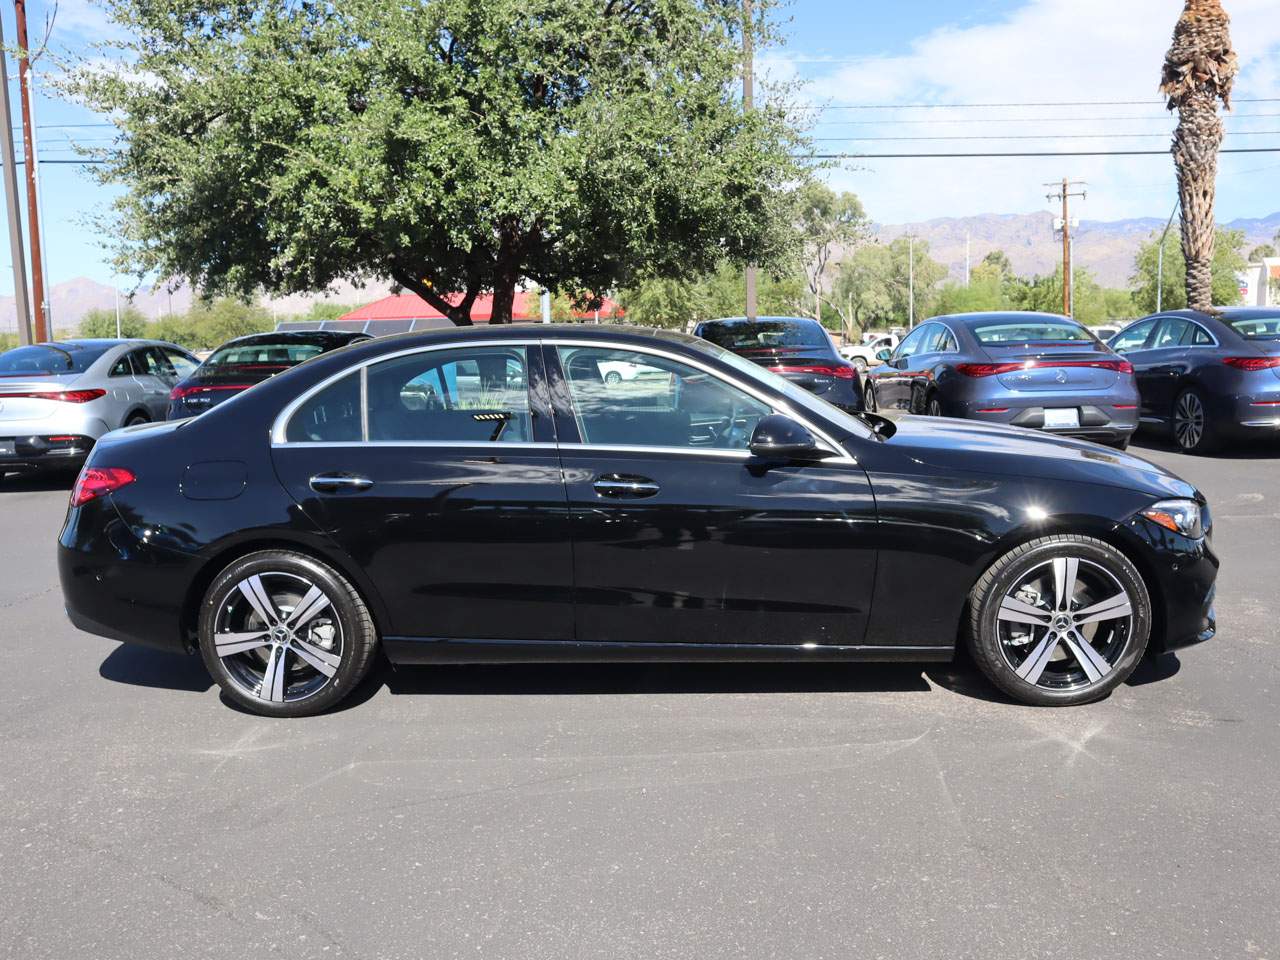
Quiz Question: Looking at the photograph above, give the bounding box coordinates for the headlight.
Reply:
[1140,499,1204,538]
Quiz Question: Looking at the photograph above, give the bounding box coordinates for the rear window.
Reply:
[971,319,1093,345]
[1227,313,1280,340]
[204,341,326,369]
[0,343,110,376]
[698,320,830,352]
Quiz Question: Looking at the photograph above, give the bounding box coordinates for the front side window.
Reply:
[557,346,772,450]
[366,346,531,443]
[893,326,931,361]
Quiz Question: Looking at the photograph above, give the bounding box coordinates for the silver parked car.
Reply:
[0,339,198,477]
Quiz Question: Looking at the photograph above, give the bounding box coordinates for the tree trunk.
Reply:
[390,268,476,326]
[1173,91,1222,312]
[489,225,523,324]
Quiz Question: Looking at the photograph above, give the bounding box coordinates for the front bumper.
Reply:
[1120,514,1219,655]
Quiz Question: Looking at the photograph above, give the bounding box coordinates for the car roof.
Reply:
[217,331,371,348]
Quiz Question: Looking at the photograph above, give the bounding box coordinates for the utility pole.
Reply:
[741,0,757,321]
[0,15,31,345]
[1045,177,1086,317]
[1156,200,1179,313]
[965,232,971,286]
[14,0,47,341]
[1068,236,1075,317]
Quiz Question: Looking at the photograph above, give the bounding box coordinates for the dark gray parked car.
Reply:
[1107,307,1280,454]
[865,312,1139,449]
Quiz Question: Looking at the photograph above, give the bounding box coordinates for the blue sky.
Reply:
[4,0,1279,296]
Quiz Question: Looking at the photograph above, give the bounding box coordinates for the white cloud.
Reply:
[777,0,1280,226]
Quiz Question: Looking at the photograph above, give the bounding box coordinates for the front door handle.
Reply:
[309,472,374,493]
[593,474,660,499]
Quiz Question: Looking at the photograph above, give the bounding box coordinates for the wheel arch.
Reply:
[179,534,391,651]
[121,405,152,426]
[964,518,1167,648]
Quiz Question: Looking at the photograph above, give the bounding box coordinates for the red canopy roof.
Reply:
[340,292,622,323]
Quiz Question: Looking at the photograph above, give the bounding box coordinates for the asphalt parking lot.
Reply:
[1,436,1277,960]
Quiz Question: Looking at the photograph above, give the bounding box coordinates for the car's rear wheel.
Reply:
[851,357,868,374]
[198,550,378,717]
[1173,387,1218,454]
[125,413,149,427]
[863,382,878,412]
[967,535,1150,706]
[926,394,944,417]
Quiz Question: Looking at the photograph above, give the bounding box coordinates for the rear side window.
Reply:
[285,372,362,443]
[366,347,531,443]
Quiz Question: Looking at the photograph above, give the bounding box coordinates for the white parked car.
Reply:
[838,332,901,372]
[598,359,664,385]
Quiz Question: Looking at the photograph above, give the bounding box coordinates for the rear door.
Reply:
[547,341,878,648]
[270,341,575,644]
[132,347,179,420]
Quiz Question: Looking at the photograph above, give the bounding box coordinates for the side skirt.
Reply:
[383,637,955,665]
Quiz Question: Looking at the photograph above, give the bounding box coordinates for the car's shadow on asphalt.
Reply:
[0,470,77,492]
[98,645,1183,712]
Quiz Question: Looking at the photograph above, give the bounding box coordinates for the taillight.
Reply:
[70,467,136,508]
[957,359,1133,377]
[170,384,252,401]
[1223,357,1280,371]
[0,388,107,403]
[767,364,856,380]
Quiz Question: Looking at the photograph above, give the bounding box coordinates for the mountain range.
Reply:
[875,211,1280,288]
[4,210,1279,334]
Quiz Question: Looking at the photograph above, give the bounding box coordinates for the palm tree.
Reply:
[1160,0,1238,312]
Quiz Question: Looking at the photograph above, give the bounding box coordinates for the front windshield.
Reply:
[1228,313,1280,340]
[704,342,876,441]
[972,319,1092,344]
[0,343,110,376]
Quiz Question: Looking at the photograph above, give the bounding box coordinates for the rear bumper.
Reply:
[58,498,193,654]
[0,434,96,473]
[954,400,1137,441]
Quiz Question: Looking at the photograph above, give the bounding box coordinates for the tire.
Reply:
[851,357,868,374]
[1103,436,1131,451]
[967,535,1151,706]
[198,550,378,717]
[926,394,944,417]
[125,413,150,427]
[1172,387,1218,455]
[863,382,878,413]
[604,371,622,385]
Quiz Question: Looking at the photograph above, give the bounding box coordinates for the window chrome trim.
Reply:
[271,339,537,445]
[271,335,854,461]
[544,338,853,461]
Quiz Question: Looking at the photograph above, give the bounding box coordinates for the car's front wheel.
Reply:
[198,550,378,717]
[967,535,1150,706]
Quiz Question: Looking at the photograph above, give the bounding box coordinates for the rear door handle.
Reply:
[593,474,660,498]
[309,472,373,493]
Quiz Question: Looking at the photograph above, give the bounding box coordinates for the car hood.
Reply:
[875,415,1197,501]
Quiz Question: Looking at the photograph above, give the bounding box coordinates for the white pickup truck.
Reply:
[837,332,902,372]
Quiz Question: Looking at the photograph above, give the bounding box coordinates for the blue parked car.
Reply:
[864,312,1139,449]
[1107,307,1280,454]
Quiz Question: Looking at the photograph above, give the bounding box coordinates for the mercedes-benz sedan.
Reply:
[0,339,198,478]
[59,326,1217,716]
[866,312,1139,449]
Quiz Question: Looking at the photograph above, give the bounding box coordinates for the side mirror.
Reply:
[875,349,893,362]
[749,414,835,462]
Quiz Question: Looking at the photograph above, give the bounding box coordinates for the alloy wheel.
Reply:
[212,571,344,704]
[927,396,944,417]
[996,557,1134,690]
[864,383,878,412]
[1174,391,1205,451]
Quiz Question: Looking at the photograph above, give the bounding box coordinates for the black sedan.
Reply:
[1108,307,1280,454]
[166,330,370,419]
[693,316,863,413]
[59,325,1217,716]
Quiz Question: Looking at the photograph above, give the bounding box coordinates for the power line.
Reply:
[803,97,1280,111]
[813,111,1280,126]
[806,147,1280,159]
[812,130,1280,143]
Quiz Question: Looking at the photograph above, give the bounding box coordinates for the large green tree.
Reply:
[1130,227,1247,313]
[794,182,869,320]
[70,0,805,325]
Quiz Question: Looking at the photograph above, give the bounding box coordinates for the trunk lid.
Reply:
[0,375,86,422]
[736,346,853,392]
[984,345,1125,392]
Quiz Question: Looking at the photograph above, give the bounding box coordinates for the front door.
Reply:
[871,324,933,411]
[1109,318,1160,421]
[545,343,878,648]
[270,342,574,643]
